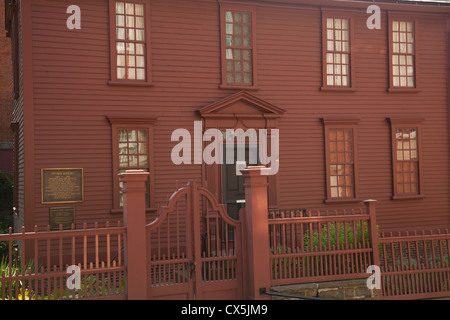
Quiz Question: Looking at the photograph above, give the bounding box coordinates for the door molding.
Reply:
[198,91,286,210]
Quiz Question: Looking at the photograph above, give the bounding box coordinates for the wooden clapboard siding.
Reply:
[13,0,450,233]
[0,5,13,161]
[9,0,31,233]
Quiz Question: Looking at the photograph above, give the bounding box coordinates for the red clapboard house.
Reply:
[4,0,450,235]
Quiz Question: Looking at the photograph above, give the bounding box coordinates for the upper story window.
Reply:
[391,21,415,88]
[321,11,354,91]
[116,2,146,80]
[324,18,351,87]
[389,19,417,91]
[220,5,257,89]
[108,0,152,86]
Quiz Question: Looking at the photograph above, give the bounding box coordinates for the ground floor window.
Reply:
[107,116,156,211]
[322,118,360,203]
[389,118,424,199]
[118,129,150,206]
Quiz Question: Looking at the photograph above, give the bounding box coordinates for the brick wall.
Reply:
[0,2,13,171]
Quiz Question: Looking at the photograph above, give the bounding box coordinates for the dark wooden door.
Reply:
[222,144,258,220]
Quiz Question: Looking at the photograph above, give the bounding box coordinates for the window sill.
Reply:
[108,80,155,87]
[392,194,425,201]
[387,88,421,93]
[325,198,363,204]
[110,207,157,215]
[320,87,357,93]
[219,84,259,91]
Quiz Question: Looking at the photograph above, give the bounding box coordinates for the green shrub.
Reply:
[271,222,380,279]
[0,170,13,238]
[0,170,13,201]
[303,221,371,251]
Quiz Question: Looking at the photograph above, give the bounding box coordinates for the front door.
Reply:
[222,144,258,220]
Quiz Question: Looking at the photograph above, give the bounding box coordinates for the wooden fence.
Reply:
[0,222,126,300]
[379,230,450,300]
[268,201,379,286]
[1,168,450,300]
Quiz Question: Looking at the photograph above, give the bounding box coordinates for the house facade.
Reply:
[5,0,450,234]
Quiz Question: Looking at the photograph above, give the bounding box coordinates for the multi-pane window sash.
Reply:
[325,18,351,87]
[391,21,415,88]
[328,128,355,199]
[115,2,146,81]
[224,11,253,85]
[394,128,419,195]
[118,129,149,206]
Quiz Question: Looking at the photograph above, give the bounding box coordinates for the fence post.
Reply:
[241,166,271,300]
[120,170,149,300]
[364,200,380,269]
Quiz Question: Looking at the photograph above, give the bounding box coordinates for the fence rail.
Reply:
[268,207,377,286]
[0,222,127,300]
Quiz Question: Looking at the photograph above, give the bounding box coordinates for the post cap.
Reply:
[240,166,272,176]
[119,170,150,182]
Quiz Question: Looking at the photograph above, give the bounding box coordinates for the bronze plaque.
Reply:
[41,168,84,204]
[49,207,76,230]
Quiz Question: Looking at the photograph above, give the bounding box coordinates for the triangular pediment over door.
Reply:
[198,91,286,130]
[198,91,286,211]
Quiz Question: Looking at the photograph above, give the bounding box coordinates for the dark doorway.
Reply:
[222,144,258,220]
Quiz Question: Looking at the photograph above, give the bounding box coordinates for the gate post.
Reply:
[120,170,149,300]
[241,166,271,300]
[364,200,381,269]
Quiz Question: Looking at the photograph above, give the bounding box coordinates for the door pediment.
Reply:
[198,91,286,129]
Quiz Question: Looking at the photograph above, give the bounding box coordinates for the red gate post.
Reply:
[364,200,380,268]
[241,166,271,300]
[120,170,150,300]
[364,199,383,298]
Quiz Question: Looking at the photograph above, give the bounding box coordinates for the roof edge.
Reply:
[255,0,450,13]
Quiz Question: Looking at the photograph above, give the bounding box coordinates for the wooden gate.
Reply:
[146,181,244,300]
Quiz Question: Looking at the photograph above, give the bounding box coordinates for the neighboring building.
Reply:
[4,0,450,234]
[0,2,12,172]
